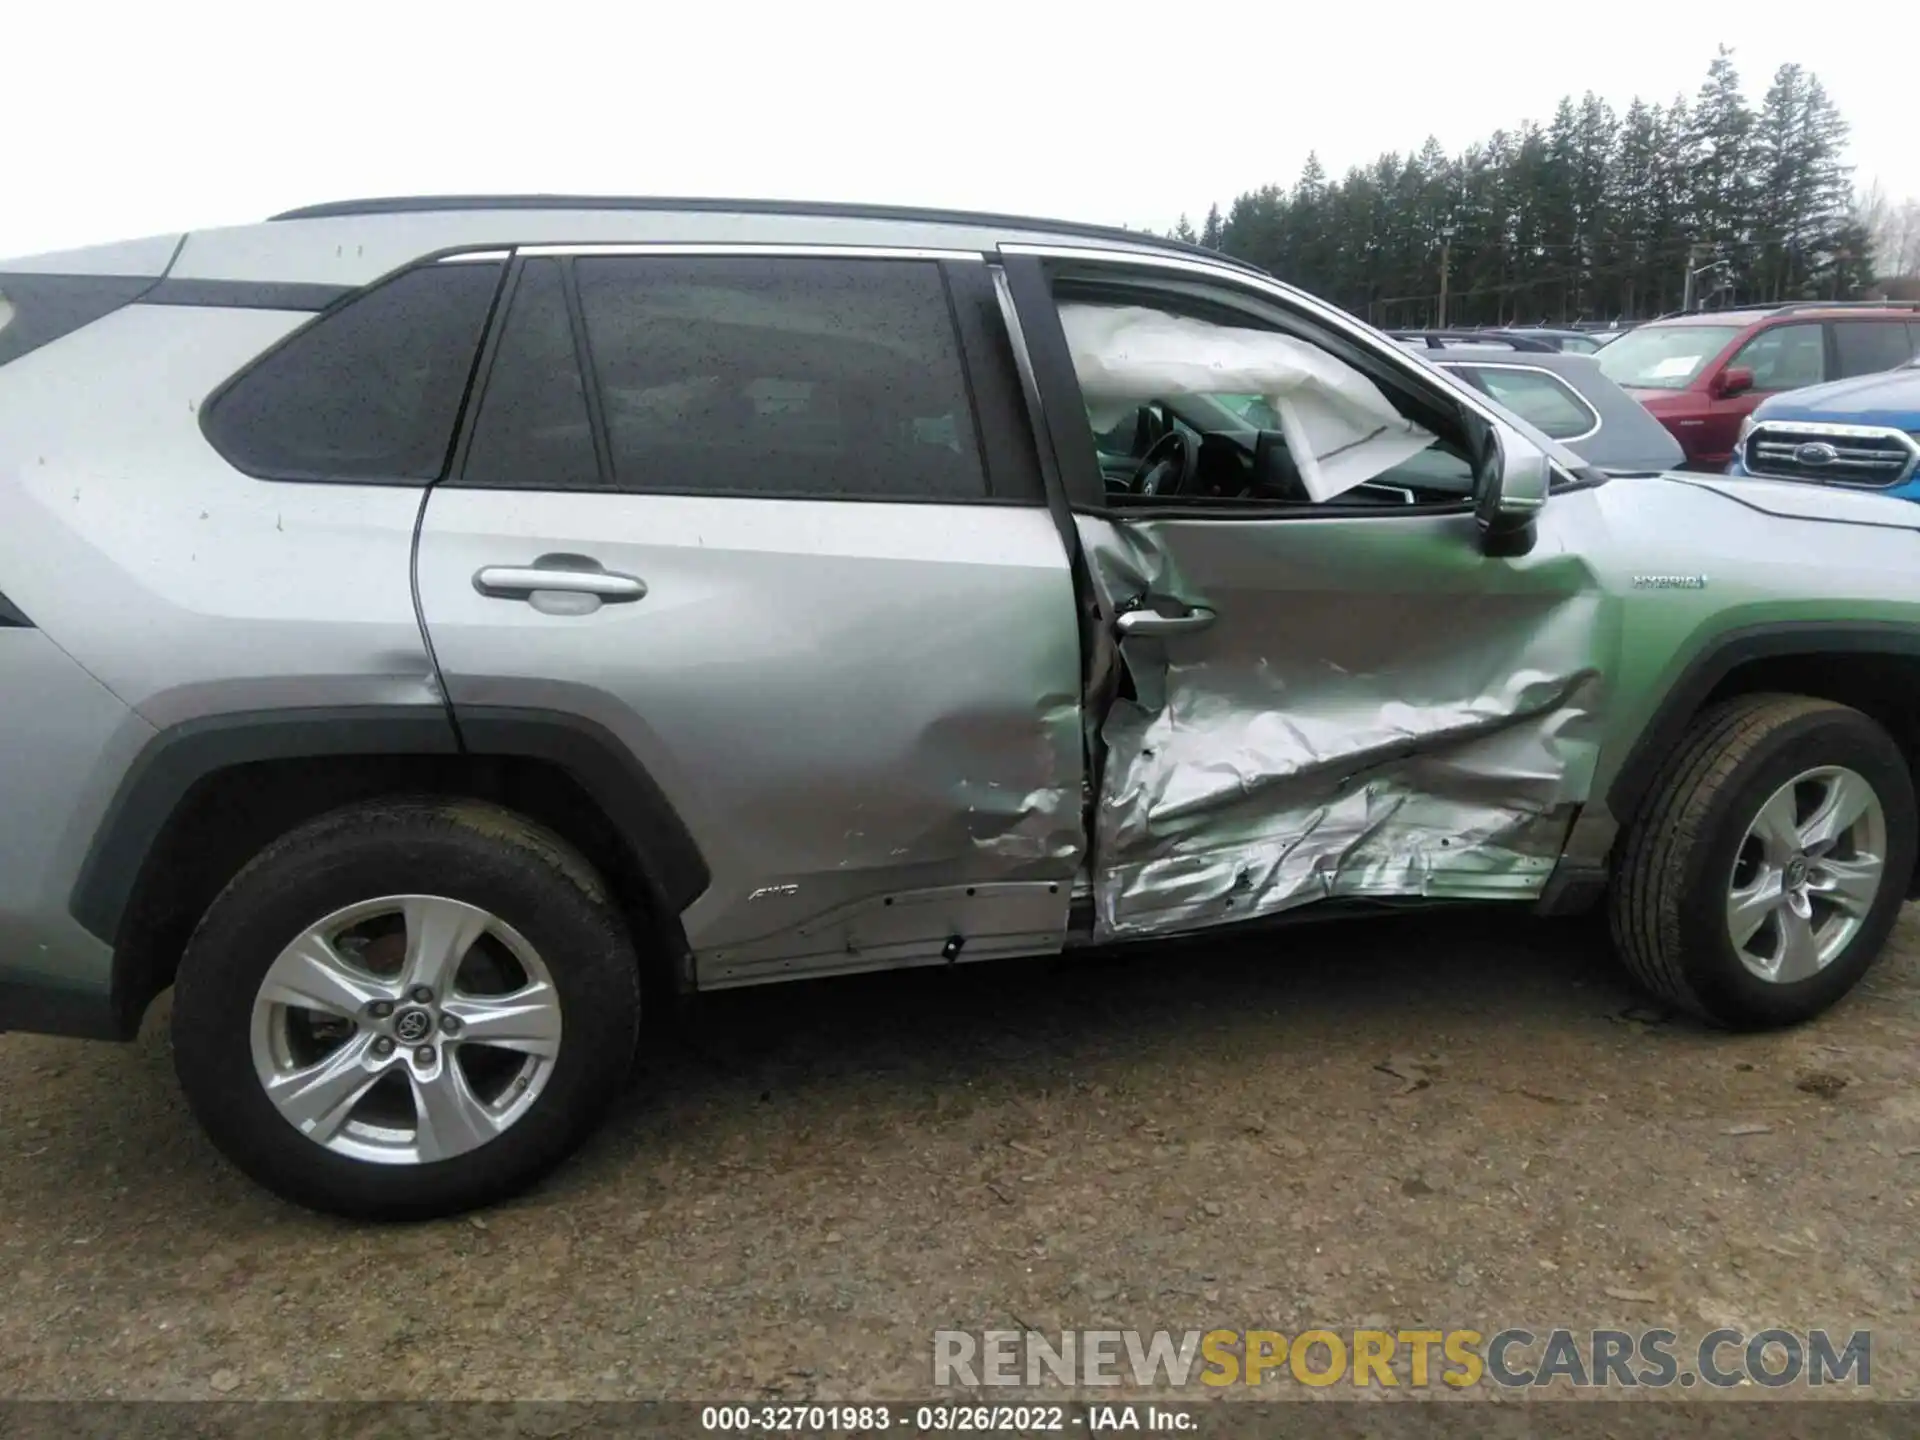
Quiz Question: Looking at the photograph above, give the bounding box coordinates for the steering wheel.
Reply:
[1131,428,1198,498]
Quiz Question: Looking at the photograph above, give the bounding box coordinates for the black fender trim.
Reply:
[1604,621,1920,830]
[69,704,711,949]
[453,706,711,913]
[0,589,30,627]
[69,707,461,946]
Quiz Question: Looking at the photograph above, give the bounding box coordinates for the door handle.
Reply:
[1114,606,1217,638]
[473,565,648,602]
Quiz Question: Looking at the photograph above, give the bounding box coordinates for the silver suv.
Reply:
[6,196,1919,1218]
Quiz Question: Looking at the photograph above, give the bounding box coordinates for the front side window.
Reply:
[1595,323,1742,390]
[1729,322,1826,392]
[571,256,986,501]
[1446,365,1598,440]
[1833,320,1918,380]
[1059,290,1476,506]
[204,261,503,483]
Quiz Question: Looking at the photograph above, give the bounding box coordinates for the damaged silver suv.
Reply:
[5,197,1920,1217]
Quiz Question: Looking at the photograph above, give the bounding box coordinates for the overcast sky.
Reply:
[6,1,1916,261]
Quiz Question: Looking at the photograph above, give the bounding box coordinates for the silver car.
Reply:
[4,197,1918,1217]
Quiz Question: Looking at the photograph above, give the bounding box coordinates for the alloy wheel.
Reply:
[248,895,563,1164]
[1726,766,1888,985]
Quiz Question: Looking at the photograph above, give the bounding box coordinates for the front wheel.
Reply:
[1610,694,1917,1029]
[172,798,642,1218]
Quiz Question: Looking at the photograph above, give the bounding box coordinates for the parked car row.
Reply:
[1595,302,1920,470]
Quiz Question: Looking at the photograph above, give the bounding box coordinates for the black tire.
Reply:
[172,797,641,1219]
[1610,694,1917,1029]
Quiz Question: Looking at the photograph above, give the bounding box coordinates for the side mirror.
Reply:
[1715,366,1755,398]
[1475,426,1550,555]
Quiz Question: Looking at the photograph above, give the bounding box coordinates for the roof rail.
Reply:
[264,193,1272,277]
[1387,329,1558,352]
[1769,299,1920,315]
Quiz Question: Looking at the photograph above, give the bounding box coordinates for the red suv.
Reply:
[1594,303,1920,469]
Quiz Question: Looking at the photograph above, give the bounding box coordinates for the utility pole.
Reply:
[1681,243,1699,313]
[1437,226,1455,328]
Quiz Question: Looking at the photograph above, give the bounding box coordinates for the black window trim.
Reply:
[198,246,515,488]
[444,243,1036,507]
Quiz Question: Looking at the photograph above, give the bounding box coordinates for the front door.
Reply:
[1700,321,1830,467]
[415,247,1084,982]
[1000,252,1607,941]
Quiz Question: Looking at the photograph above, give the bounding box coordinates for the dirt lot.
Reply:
[3,904,1919,1405]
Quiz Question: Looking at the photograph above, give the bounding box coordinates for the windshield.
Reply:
[1595,324,1742,390]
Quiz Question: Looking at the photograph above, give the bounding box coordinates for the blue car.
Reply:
[1728,359,1920,500]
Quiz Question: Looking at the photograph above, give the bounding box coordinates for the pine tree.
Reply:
[1172,213,1198,244]
[1200,203,1223,249]
[1684,47,1755,302]
[1612,98,1661,316]
[1800,76,1862,293]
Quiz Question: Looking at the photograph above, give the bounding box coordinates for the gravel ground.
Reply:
[3,905,1919,1405]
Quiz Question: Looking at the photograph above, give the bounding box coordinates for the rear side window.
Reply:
[1833,320,1918,380]
[0,273,152,369]
[572,255,986,501]
[1448,364,1598,440]
[203,261,503,483]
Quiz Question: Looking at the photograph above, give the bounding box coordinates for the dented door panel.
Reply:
[1077,507,1613,939]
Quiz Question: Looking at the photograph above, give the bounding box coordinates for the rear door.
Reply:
[998,249,1604,942]
[415,246,1084,984]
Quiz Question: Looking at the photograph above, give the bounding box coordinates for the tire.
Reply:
[172,797,641,1219]
[1610,694,1917,1029]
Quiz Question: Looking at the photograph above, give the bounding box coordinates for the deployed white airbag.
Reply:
[1060,304,1439,502]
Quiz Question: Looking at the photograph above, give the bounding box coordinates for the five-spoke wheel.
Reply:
[250,896,564,1165]
[173,799,641,1218]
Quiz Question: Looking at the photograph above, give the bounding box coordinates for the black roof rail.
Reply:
[265,193,1272,277]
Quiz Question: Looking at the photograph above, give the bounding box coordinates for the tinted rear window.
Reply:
[203,261,503,483]
[0,273,151,369]
[1449,365,1598,440]
[572,255,986,501]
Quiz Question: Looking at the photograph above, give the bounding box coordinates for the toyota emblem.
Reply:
[393,1007,433,1043]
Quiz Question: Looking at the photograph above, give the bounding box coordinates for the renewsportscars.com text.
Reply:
[933,1327,1871,1389]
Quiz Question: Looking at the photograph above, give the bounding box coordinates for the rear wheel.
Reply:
[172,798,641,1218]
[1610,694,1916,1029]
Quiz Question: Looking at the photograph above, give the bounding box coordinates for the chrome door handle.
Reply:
[473,565,648,602]
[1114,606,1217,638]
